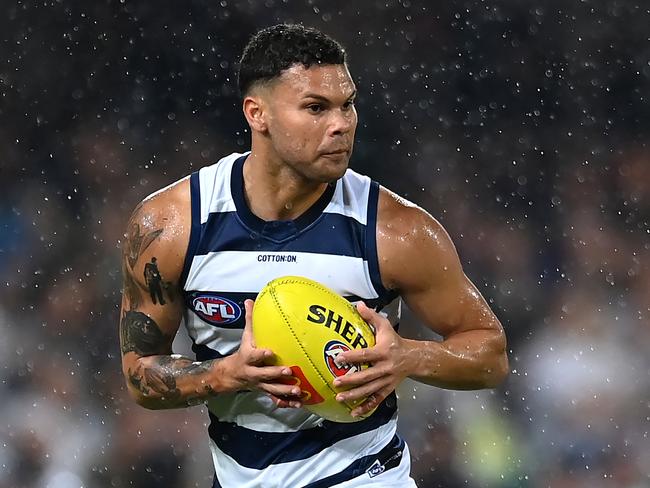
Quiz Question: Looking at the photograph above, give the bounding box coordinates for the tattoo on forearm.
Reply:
[144,359,182,402]
[128,365,150,395]
[127,357,218,405]
[120,311,167,356]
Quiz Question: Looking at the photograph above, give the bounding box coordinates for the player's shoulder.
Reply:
[123,176,192,275]
[377,185,446,238]
[128,176,190,231]
[376,185,458,288]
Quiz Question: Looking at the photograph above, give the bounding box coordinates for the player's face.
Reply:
[264,63,358,182]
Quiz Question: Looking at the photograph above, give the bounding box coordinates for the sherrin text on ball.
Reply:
[252,275,377,422]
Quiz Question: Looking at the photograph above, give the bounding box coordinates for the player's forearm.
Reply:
[405,329,508,390]
[125,354,225,409]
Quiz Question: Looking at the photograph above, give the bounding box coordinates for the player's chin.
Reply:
[316,152,350,181]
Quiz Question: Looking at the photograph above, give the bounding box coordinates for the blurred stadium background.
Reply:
[1,1,648,487]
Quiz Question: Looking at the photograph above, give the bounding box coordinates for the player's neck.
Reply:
[243,150,329,222]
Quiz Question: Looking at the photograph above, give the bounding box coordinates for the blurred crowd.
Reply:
[1,1,648,487]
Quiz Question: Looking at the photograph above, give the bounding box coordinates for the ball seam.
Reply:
[270,278,358,413]
[273,277,373,339]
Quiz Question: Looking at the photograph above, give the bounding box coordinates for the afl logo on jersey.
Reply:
[191,294,242,326]
[323,340,360,378]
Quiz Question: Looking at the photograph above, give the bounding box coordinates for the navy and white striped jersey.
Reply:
[180,152,413,487]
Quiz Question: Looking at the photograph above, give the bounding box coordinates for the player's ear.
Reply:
[242,94,268,133]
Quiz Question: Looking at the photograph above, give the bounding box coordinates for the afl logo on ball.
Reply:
[324,340,360,378]
[191,294,241,326]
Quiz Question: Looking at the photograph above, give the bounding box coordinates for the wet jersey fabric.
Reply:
[180,152,414,487]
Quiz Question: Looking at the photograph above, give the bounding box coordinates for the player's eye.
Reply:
[307,104,324,114]
[342,100,355,110]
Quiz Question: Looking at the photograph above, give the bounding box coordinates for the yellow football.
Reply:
[252,275,377,423]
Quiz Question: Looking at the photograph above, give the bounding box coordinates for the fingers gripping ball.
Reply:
[252,276,377,423]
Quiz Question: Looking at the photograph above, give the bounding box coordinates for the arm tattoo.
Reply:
[121,204,164,308]
[127,357,218,406]
[125,220,163,269]
[143,257,173,305]
[120,206,211,406]
[123,262,143,309]
[120,311,167,356]
[127,366,150,395]
[144,358,182,402]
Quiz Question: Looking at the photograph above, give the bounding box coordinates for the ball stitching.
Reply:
[270,278,361,414]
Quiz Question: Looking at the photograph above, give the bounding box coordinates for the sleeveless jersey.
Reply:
[180,152,410,488]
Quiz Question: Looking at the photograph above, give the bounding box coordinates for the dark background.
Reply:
[1,1,648,486]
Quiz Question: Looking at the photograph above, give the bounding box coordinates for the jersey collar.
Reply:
[230,155,336,242]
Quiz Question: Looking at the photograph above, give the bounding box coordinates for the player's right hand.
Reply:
[221,299,303,408]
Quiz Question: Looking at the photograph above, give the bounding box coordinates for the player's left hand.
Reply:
[332,301,414,418]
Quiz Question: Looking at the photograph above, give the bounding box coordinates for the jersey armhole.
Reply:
[366,181,397,303]
[179,171,201,288]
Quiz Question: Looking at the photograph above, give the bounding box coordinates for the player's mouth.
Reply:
[321,148,349,156]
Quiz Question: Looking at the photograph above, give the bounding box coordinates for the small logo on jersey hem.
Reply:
[366,450,402,478]
[191,294,242,326]
[367,460,385,478]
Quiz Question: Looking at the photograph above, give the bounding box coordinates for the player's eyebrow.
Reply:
[302,90,357,102]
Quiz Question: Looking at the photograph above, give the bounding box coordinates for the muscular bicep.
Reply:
[119,191,189,361]
[378,191,502,339]
[402,262,500,339]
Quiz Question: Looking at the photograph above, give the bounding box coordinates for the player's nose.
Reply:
[329,108,356,136]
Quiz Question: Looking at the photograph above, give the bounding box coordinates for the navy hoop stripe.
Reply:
[303,433,405,488]
[192,343,229,362]
[208,393,397,470]
[366,181,394,300]
[179,171,202,288]
[181,153,406,486]
[194,211,366,257]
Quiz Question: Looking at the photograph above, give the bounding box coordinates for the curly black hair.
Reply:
[237,24,347,97]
